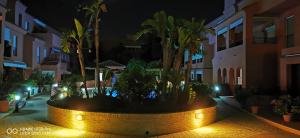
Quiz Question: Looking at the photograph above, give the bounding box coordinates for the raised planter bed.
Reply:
[47,103,216,136]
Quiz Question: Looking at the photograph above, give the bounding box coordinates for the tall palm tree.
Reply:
[183,18,214,92]
[136,11,177,97]
[170,27,192,103]
[61,18,90,99]
[82,0,107,95]
[173,27,192,75]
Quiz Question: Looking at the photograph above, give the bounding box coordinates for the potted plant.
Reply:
[291,97,300,121]
[273,95,292,122]
[248,95,260,114]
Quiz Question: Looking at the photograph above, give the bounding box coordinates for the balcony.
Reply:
[281,46,300,57]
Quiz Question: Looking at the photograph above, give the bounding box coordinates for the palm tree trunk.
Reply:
[172,49,184,104]
[161,39,168,100]
[185,48,193,92]
[173,49,184,74]
[77,44,89,99]
[95,12,101,95]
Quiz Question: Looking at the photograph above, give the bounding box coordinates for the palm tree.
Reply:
[61,18,90,99]
[183,18,214,92]
[173,27,192,75]
[170,27,192,103]
[136,11,177,97]
[82,0,107,95]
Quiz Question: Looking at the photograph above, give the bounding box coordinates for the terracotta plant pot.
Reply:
[251,106,259,114]
[283,114,292,122]
[0,100,9,113]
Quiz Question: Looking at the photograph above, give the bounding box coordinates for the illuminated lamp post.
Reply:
[214,85,221,98]
[14,95,21,113]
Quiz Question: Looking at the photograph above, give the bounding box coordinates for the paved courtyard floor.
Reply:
[0,95,299,138]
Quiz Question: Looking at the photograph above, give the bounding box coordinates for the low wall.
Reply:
[47,104,216,136]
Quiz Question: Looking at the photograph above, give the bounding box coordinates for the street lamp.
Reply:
[214,85,220,92]
[214,85,221,98]
[27,87,31,91]
[14,95,21,113]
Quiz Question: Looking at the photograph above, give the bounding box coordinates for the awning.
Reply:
[217,27,228,35]
[3,60,27,69]
[51,47,61,53]
[230,18,243,29]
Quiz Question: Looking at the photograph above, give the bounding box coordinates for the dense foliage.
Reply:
[114,59,157,103]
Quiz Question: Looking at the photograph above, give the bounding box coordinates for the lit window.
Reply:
[12,35,17,56]
[217,27,227,51]
[44,48,47,59]
[37,46,40,64]
[4,27,10,41]
[191,72,194,80]
[24,21,30,31]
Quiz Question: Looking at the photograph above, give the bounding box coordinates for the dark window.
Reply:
[253,18,276,44]
[4,28,11,57]
[192,59,196,64]
[0,13,2,42]
[4,40,11,57]
[286,16,295,48]
[18,14,22,27]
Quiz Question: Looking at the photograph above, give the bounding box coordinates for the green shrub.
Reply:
[115,60,156,104]
[235,88,252,108]
[191,82,212,98]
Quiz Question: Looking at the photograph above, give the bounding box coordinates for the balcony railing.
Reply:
[253,37,276,44]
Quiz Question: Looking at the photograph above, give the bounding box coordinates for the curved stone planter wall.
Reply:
[47,104,216,136]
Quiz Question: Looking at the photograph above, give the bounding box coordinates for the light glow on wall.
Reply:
[71,111,85,130]
[194,110,204,127]
[99,73,103,81]
[75,114,83,121]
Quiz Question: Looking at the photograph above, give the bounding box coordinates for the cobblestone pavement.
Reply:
[0,96,299,138]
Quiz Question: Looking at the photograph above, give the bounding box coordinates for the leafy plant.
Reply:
[61,74,82,96]
[192,82,212,98]
[0,71,24,100]
[273,95,292,115]
[291,97,300,114]
[25,71,54,93]
[115,60,156,104]
[235,88,252,108]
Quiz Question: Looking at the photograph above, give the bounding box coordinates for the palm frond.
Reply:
[74,18,84,39]
[134,28,153,40]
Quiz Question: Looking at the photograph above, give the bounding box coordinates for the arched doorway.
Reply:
[236,67,242,86]
[222,68,227,84]
[217,68,222,84]
[229,68,235,95]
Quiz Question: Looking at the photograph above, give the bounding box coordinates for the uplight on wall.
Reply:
[195,112,204,120]
[75,114,83,121]
[194,110,204,127]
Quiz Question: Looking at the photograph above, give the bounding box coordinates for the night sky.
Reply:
[20,0,224,51]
